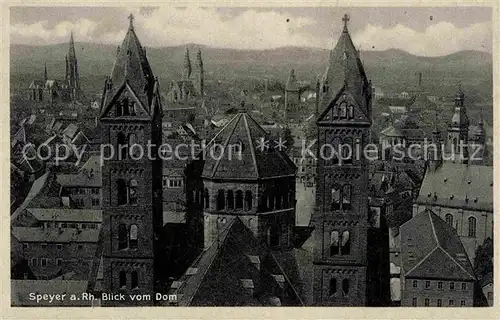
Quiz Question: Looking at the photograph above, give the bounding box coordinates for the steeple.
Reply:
[320,13,371,117]
[67,31,80,100]
[182,47,192,80]
[44,63,48,82]
[101,14,158,117]
[193,48,204,96]
[450,84,469,128]
[285,69,299,92]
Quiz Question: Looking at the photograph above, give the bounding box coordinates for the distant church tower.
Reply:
[447,86,469,163]
[66,31,80,102]
[312,14,374,306]
[99,15,163,306]
[284,69,300,121]
[193,48,204,97]
[182,47,192,80]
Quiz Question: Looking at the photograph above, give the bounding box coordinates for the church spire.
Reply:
[182,47,192,80]
[44,62,48,82]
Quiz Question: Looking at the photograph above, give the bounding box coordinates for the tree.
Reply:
[473,237,493,279]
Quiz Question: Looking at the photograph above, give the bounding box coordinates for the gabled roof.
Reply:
[202,112,296,179]
[416,162,493,211]
[317,86,371,126]
[401,209,476,281]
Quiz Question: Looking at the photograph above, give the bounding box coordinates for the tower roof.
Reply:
[68,31,76,62]
[100,15,160,118]
[202,112,296,179]
[182,47,192,80]
[450,85,469,128]
[196,48,203,67]
[321,13,370,115]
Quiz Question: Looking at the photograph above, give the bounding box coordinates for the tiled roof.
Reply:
[416,162,493,211]
[26,208,102,223]
[400,209,475,281]
[321,20,370,116]
[202,112,296,179]
[11,227,100,243]
[169,217,304,306]
[11,172,51,222]
[56,169,101,188]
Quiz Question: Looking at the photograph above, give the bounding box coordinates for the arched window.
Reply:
[276,194,282,210]
[347,105,354,119]
[117,132,128,160]
[342,279,350,297]
[128,133,140,158]
[119,271,127,289]
[131,271,139,289]
[341,230,351,255]
[227,190,234,210]
[195,189,200,204]
[245,191,253,210]
[204,188,209,209]
[468,217,477,238]
[323,80,328,93]
[217,190,225,210]
[118,224,128,250]
[129,101,136,115]
[445,214,454,227]
[268,193,275,211]
[339,102,347,118]
[270,222,281,247]
[116,101,123,117]
[330,231,339,256]
[235,190,243,210]
[129,179,138,205]
[329,278,337,296]
[332,104,338,117]
[129,224,138,249]
[342,138,353,164]
[122,97,130,116]
[342,185,352,210]
[330,137,341,166]
[260,194,268,211]
[331,186,341,210]
[117,179,127,205]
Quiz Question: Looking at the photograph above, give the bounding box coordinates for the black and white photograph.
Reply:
[6,4,495,310]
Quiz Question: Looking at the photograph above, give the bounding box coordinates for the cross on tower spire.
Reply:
[342,13,350,32]
[128,13,135,30]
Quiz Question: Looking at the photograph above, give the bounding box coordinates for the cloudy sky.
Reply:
[10,6,492,56]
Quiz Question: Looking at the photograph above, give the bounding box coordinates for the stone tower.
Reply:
[99,15,163,306]
[284,69,300,121]
[66,31,80,102]
[193,48,204,97]
[312,14,373,306]
[181,47,192,81]
[447,86,469,163]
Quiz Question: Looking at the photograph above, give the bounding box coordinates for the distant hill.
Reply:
[10,43,492,102]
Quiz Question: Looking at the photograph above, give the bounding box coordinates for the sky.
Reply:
[10,6,492,56]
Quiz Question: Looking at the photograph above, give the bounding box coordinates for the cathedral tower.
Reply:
[99,15,163,306]
[312,14,374,306]
[182,47,192,80]
[193,48,204,97]
[66,31,80,101]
